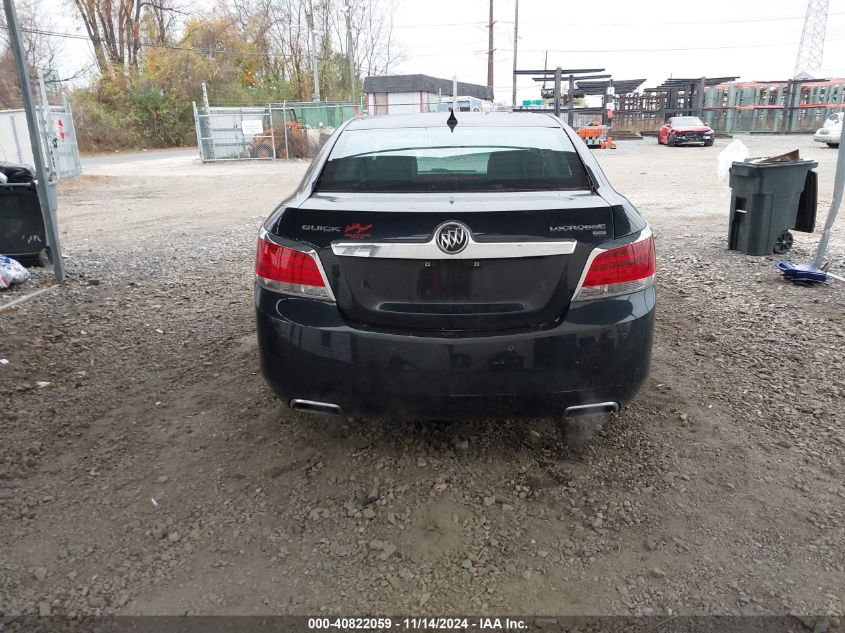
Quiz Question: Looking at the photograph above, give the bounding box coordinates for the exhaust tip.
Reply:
[564,401,619,418]
[290,399,342,416]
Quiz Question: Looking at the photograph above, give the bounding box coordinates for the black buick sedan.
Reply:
[255,112,655,420]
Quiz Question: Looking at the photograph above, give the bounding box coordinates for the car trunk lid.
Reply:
[273,191,614,331]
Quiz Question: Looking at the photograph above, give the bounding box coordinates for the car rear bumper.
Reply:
[255,286,656,419]
[814,130,836,143]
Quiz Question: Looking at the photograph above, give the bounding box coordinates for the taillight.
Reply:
[573,234,655,301]
[255,236,333,300]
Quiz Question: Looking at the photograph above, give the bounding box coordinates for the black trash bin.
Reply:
[727,158,818,256]
[0,161,50,267]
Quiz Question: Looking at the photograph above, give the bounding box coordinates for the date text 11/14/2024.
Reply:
[307,618,529,630]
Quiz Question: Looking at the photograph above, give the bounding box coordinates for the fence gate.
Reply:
[0,97,82,180]
[43,99,82,179]
[193,101,360,162]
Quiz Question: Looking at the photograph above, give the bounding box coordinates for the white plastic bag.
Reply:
[0,255,31,289]
[717,139,749,186]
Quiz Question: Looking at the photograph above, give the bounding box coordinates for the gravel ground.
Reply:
[1,135,843,622]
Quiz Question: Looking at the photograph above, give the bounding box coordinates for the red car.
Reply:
[658,116,715,147]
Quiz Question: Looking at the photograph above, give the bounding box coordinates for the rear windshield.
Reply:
[316,126,591,193]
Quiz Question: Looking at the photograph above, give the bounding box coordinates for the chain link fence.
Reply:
[0,97,82,180]
[194,102,360,162]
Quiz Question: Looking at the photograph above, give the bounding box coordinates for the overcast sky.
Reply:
[47,0,845,105]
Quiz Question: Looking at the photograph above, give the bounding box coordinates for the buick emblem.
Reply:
[436,222,470,254]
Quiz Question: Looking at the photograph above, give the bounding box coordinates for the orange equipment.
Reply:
[576,121,608,149]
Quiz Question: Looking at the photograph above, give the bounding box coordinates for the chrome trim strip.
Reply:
[258,227,337,302]
[571,226,653,301]
[331,235,577,259]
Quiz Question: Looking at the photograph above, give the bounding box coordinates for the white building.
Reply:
[362,74,493,115]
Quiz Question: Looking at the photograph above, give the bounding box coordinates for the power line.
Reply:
[398,38,845,57]
[504,10,845,28]
[391,21,486,29]
[400,41,492,49]
[13,25,484,57]
[5,26,291,58]
[513,38,845,54]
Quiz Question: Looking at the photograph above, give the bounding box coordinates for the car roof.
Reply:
[345,112,562,130]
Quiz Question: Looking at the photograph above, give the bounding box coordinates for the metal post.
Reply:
[192,101,203,161]
[553,68,561,117]
[200,83,216,160]
[282,101,290,159]
[62,94,81,176]
[813,122,845,268]
[452,76,458,112]
[695,77,706,118]
[726,84,737,133]
[567,74,575,126]
[602,81,611,126]
[511,0,518,108]
[236,109,244,159]
[3,0,64,281]
[269,104,277,159]
[36,68,57,175]
[781,79,793,134]
[10,114,22,162]
[37,67,49,106]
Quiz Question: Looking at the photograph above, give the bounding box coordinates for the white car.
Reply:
[813,112,843,147]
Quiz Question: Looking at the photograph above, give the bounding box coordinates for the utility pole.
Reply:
[345,0,355,103]
[487,0,494,98]
[3,0,64,281]
[307,1,320,102]
[553,67,561,117]
[511,0,518,107]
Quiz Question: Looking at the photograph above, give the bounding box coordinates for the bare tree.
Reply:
[0,0,72,107]
[71,0,184,76]
[223,0,287,90]
[261,0,314,100]
[348,0,402,78]
[0,0,63,70]
[144,0,186,45]
[204,0,401,100]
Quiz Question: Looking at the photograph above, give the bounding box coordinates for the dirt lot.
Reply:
[1,136,844,620]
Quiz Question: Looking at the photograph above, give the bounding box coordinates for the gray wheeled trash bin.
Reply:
[0,161,50,267]
[728,159,818,256]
